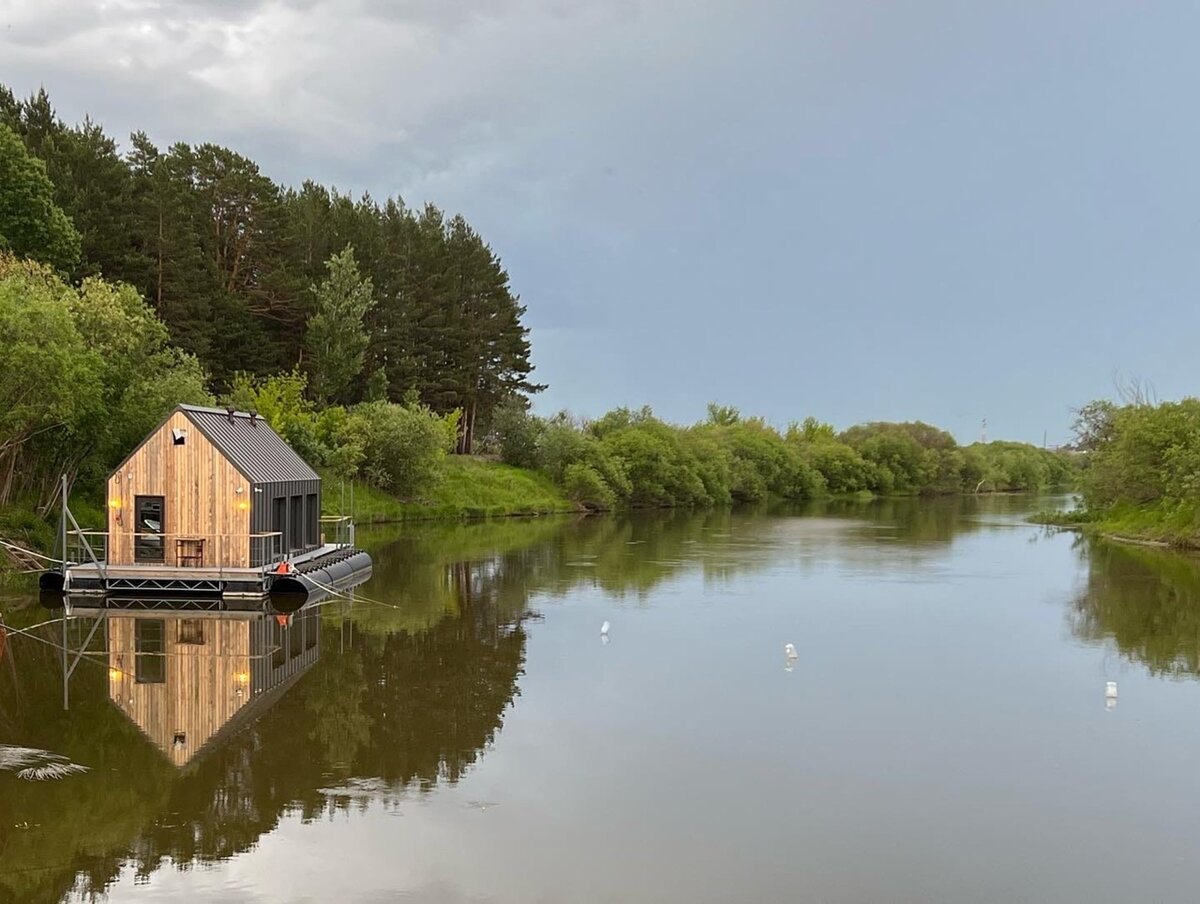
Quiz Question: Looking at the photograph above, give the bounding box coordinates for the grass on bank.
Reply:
[1031,501,1200,549]
[325,456,578,523]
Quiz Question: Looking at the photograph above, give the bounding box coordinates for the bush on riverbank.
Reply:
[228,371,459,500]
[1029,397,1200,547]
[0,256,211,513]
[487,405,1075,510]
[964,441,1075,492]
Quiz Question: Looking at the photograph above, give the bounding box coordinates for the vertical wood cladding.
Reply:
[107,411,252,567]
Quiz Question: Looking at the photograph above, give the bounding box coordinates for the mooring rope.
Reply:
[294,571,408,613]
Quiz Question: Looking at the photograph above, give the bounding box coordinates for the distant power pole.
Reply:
[980,417,988,444]
[1042,429,1047,449]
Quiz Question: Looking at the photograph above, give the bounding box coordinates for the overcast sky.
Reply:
[3,0,1198,442]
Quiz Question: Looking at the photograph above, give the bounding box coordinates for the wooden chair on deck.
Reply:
[176,537,205,568]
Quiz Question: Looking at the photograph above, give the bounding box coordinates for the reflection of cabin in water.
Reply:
[108,405,322,570]
[107,609,320,767]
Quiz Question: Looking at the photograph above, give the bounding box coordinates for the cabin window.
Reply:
[177,619,205,645]
[289,495,303,552]
[306,494,319,546]
[272,497,287,559]
[134,496,165,563]
[135,619,166,683]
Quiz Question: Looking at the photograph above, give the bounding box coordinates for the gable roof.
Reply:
[179,405,320,484]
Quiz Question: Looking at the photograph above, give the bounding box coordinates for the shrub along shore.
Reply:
[1032,398,1200,549]
[486,403,1074,511]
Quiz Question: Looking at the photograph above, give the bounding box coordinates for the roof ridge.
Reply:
[178,403,260,419]
[180,405,319,484]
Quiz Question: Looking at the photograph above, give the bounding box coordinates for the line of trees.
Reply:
[0,255,463,520]
[489,403,1074,510]
[1064,397,1200,542]
[0,86,540,454]
[0,82,1076,528]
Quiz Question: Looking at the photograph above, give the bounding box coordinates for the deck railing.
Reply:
[320,516,355,548]
[68,531,286,570]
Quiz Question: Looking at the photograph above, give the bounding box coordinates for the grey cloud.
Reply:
[2,0,1193,440]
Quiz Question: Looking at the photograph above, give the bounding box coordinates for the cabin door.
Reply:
[134,496,165,563]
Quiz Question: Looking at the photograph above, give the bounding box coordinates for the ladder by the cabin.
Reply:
[0,537,46,572]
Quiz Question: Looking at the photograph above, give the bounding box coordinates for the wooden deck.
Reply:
[64,543,346,596]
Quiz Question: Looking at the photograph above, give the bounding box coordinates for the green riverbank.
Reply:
[1033,502,1200,551]
[331,456,578,523]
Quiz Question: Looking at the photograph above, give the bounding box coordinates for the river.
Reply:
[4,495,1200,903]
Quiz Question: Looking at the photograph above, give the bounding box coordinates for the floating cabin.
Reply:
[50,404,371,601]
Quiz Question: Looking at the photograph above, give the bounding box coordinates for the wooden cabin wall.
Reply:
[107,411,252,567]
[107,615,253,767]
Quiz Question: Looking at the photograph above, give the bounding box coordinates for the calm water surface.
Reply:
[4,496,1200,903]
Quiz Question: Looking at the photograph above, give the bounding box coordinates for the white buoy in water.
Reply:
[784,643,798,660]
[600,620,610,637]
[1106,681,1118,699]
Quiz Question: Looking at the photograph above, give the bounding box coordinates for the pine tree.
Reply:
[305,246,376,404]
[0,82,547,416]
[127,135,213,363]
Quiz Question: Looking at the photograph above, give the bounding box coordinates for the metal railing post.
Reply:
[60,474,68,576]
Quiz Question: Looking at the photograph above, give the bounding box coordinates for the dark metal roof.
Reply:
[179,405,320,484]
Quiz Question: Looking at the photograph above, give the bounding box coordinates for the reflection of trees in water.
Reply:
[0,498,1062,901]
[0,632,175,904]
[804,494,1039,545]
[0,572,526,902]
[353,497,1027,632]
[1070,539,1200,678]
[353,510,748,625]
[115,600,525,880]
[339,611,525,789]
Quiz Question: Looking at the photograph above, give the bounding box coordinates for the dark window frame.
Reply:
[289,494,303,552]
[135,619,166,684]
[134,495,165,563]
